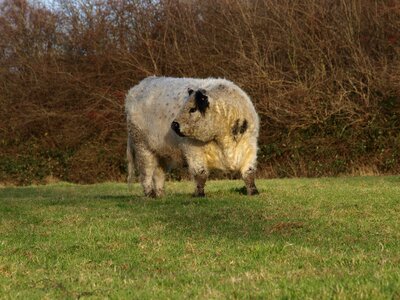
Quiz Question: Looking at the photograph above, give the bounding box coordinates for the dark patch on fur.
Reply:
[188,88,194,95]
[195,90,209,115]
[232,119,248,140]
[171,121,185,137]
[232,119,240,136]
[240,119,248,134]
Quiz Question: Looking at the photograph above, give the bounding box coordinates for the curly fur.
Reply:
[125,76,259,197]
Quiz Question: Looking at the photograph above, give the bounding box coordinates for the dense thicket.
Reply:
[0,0,399,184]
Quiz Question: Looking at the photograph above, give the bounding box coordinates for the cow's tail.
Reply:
[127,134,135,190]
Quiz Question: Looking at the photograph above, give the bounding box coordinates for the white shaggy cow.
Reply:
[125,76,259,197]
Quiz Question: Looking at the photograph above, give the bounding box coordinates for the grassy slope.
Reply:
[0,177,399,299]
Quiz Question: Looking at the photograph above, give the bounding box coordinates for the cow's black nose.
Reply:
[171,121,185,137]
[171,121,180,131]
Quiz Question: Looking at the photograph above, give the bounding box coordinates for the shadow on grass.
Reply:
[155,205,305,240]
[87,186,300,241]
[96,195,136,202]
[230,186,248,195]
[114,191,306,241]
[1,184,305,241]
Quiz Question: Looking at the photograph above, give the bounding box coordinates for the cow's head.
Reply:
[171,88,216,142]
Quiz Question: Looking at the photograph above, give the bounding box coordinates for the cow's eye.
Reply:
[189,107,197,113]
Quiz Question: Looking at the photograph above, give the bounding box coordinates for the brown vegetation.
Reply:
[0,0,399,184]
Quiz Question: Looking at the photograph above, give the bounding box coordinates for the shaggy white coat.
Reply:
[125,76,259,197]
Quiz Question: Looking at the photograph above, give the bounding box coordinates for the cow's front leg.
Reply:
[184,145,209,197]
[241,167,259,196]
[193,168,208,197]
[186,158,208,197]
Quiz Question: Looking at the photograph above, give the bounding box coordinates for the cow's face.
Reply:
[171,88,215,142]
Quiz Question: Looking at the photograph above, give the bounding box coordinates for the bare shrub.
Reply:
[0,0,399,183]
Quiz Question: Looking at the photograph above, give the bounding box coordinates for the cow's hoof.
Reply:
[192,192,205,198]
[145,190,157,198]
[155,189,164,198]
[247,187,259,196]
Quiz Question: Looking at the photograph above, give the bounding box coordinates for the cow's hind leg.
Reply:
[135,146,158,197]
[153,166,165,197]
[240,143,259,196]
[126,134,135,185]
[241,166,259,196]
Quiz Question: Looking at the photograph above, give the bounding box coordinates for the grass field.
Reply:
[1,177,400,299]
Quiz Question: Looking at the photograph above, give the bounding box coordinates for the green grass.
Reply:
[1,177,400,299]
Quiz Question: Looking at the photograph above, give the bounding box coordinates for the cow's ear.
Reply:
[195,89,209,115]
[187,88,194,95]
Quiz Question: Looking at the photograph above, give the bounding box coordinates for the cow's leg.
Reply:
[188,162,208,197]
[241,166,259,196]
[184,145,208,197]
[135,146,157,197]
[152,165,165,197]
[192,167,208,197]
[240,143,259,196]
[126,134,135,185]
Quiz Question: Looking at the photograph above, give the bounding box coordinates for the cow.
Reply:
[125,76,259,197]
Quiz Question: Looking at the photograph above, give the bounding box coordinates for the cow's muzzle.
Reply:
[171,121,185,137]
